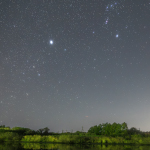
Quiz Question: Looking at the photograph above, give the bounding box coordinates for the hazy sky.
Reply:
[1,0,150,132]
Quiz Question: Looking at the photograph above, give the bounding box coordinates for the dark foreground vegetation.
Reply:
[1,143,150,150]
[0,122,150,145]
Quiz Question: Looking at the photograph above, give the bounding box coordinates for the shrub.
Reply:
[41,136,58,142]
[0,132,20,141]
[21,135,42,142]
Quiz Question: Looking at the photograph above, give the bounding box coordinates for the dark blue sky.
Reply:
[0,0,150,132]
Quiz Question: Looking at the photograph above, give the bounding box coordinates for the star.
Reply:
[50,40,53,45]
[1,0,149,133]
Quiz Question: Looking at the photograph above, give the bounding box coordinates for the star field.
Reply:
[0,0,150,132]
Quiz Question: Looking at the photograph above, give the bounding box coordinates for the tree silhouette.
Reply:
[37,127,50,135]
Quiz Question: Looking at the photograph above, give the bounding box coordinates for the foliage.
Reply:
[22,143,58,150]
[1,122,150,145]
[0,132,20,142]
[2,143,150,150]
[21,135,58,143]
[88,122,128,137]
[21,135,42,142]
[36,127,50,135]
[128,127,141,135]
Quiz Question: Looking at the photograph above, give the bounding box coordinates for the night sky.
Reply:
[1,0,150,132]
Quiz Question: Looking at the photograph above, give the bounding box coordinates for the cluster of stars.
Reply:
[103,1,126,38]
[0,0,150,132]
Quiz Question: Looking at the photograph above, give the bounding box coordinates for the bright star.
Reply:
[116,34,119,38]
[50,40,53,45]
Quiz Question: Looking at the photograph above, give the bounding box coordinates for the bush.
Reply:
[0,132,20,142]
[41,136,58,142]
[21,135,41,142]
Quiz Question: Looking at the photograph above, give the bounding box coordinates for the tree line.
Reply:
[88,122,128,137]
[0,125,51,136]
[0,122,150,137]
